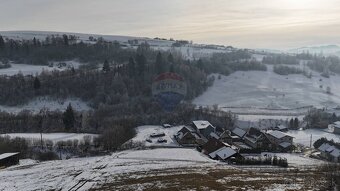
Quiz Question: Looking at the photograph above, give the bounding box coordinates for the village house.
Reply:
[273,125,288,132]
[201,137,228,155]
[318,143,340,163]
[208,146,241,161]
[200,137,240,161]
[175,126,206,146]
[265,130,294,151]
[191,120,216,138]
[243,127,272,150]
[231,127,247,139]
[218,130,233,144]
[0,152,20,168]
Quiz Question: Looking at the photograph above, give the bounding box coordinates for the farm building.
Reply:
[0,153,20,168]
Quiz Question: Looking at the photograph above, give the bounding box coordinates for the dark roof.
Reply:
[246,127,262,137]
[201,137,226,154]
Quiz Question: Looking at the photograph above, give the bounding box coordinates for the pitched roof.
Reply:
[232,127,246,138]
[192,120,214,130]
[326,146,336,153]
[276,125,288,130]
[318,143,331,152]
[0,152,19,160]
[219,130,231,138]
[330,148,340,158]
[202,138,226,154]
[209,146,237,159]
[266,130,293,139]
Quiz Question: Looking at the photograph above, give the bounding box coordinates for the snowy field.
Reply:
[193,64,340,121]
[0,97,90,113]
[0,61,82,76]
[0,148,328,191]
[0,148,214,191]
[286,129,340,147]
[0,133,98,144]
[261,152,326,167]
[130,125,183,147]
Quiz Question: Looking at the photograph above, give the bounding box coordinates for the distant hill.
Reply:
[288,45,340,56]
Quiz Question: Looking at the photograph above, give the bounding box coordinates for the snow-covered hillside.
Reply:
[0,60,82,76]
[193,64,340,120]
[0,97,90,113]
[0,31,231,60]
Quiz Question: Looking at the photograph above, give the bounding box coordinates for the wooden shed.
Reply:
[0,152,20,168]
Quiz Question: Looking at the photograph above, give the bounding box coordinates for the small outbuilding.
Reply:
[333,122,340,135]
[0,152,20,168]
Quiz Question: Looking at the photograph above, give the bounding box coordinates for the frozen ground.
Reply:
[193,64,340,121]
[0,133,98,145]
[0,97,91,113]
[0,61,82,76]
[130,125,183,147]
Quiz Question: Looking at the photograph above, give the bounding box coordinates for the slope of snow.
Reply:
[0,61,82,76]
[0,148,214,191]
[193,65,340,120]
[0,133,98,144]
[0,97,91,113]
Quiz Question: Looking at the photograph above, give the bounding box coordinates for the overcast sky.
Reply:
[1,0,340,49]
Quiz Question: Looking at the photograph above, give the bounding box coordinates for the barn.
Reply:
[0,153,20,168]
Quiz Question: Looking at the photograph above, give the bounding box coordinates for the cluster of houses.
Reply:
[174,120,294,162]
[318,143,340,163]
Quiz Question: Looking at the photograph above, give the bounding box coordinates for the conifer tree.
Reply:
[63,103,75,131]
[103,60,110,72]
[33,76,41,90]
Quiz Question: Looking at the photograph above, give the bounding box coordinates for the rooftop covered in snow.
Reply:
[266,130,293,139]
[192,120,214,130]
[0,152,19,160]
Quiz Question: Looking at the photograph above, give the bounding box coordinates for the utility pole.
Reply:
[310,134,312,148]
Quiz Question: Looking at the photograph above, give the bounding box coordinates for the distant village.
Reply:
[145,120,340,166]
